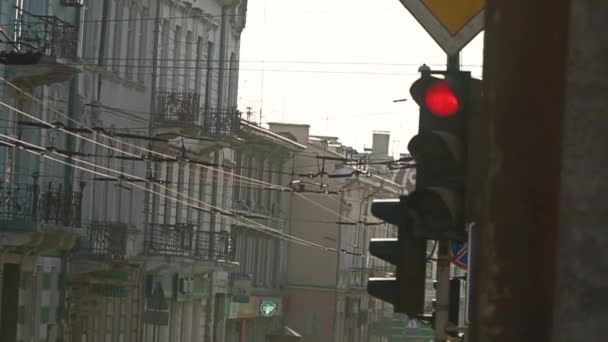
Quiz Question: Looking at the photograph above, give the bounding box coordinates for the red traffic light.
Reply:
[425,80,460,118]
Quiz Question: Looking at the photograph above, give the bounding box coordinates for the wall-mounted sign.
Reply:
[230,272,252,303]
[228,296,283,319]
[259,300,279,317]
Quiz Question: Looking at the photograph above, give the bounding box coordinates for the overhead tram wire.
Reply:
[0,93,364,227]
[75,56,483,68]
[0,91,360,226]
[2,102,401,216]
[66,62,424,77]
[0,133,360,255]
[0,78,406,222]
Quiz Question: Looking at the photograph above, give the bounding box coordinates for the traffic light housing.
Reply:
[406,71,479,241]
[367,199,427,316]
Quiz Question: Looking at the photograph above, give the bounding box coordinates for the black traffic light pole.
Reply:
[432,53,460,342]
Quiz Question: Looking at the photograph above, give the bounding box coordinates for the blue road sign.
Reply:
[450,241,468,270]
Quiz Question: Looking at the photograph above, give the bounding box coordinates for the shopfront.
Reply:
[142,272,211,342]
[226,296,285,342]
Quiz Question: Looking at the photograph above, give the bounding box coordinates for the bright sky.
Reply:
[237,0,484,156]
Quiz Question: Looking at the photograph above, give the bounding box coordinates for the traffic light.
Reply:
[367,198,427,316]
[406,70,479,241]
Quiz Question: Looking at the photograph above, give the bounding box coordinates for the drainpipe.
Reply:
[143,0,162,254]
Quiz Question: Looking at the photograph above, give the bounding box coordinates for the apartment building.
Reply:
[0,1,83,341]
[0,0,248,341]
[263,124,409,342]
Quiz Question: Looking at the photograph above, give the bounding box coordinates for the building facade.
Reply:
[225,121,305,342]
[1,0,248,341]
[265,124,409,342]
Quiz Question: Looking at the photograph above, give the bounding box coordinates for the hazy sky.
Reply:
[237,0,484,156]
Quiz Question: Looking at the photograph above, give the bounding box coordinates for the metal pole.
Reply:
[433,52,460,342]
[434,240,451,342]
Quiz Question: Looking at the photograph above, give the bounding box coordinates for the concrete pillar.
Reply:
[552,2,608,340]
[471,0,608,340]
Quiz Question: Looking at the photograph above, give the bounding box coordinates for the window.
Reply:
[172,25,183,91]
[232,151,242,206]
[194,37,204,95]
[163,163,174,224]
[137,7,149,83]
[198,167,209,231]
[159,20,170,90]
[125,5,137,80]
[186,164,195,224]
[81,2,91,61]
[227,52,236,107]
[265,160,273,211]
[184,31,193,92]
[204,42,214,109]
[112,1,124,74]
[175,161,185,222]
[255,158,264,210]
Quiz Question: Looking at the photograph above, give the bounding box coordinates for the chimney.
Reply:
[372,131,390,160]
[268,122,310,144]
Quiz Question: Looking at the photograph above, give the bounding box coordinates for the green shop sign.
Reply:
[259,300,279,317]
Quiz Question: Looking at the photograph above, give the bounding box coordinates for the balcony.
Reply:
[148,223,236,262]
[154,90,201,136]
[1,7,80,86]
[0,179,85,252]
[70,221,138,275]
[77,222,130,260]
[153,90,241,140]
[201,108,241,137]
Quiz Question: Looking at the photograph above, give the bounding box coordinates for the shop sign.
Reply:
[228,297,257,319]
[174,273,209,301]
[213,271,229,293]
[259,300,279,317]
[228,296,284,319]
[230,272,252,303]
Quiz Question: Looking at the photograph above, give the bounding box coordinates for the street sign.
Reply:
[398,0,485,55]
[450,241,468,270]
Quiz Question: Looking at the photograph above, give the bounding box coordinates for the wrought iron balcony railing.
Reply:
[0,7,78,63]
[155,90,201,123]
[149,223,235,261]
[201,108,241,136]
[0,180,84,229]
[77,221,129,260]
[350,265,396,278]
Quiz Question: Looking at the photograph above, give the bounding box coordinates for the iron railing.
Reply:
[78,221,129,260]
[350,265,396,277]
[149,223,235,261]
[6,7,78,60]
[0,179,84,228]
[201,107,241,136]
[155,90,201,122]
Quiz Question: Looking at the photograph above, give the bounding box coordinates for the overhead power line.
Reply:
[0,132,363,254]
[0,77,364,224]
